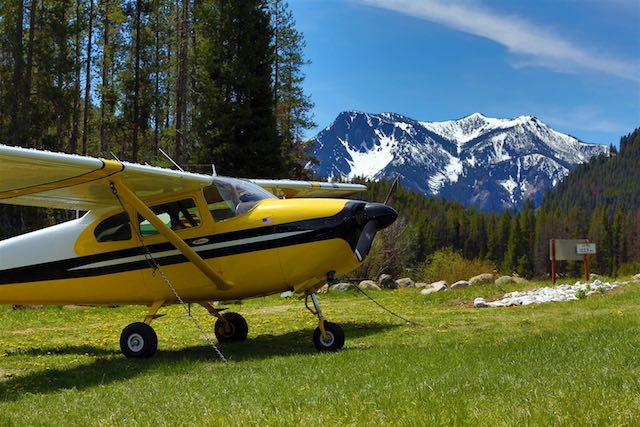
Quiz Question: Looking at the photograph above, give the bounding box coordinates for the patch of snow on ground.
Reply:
[474,279,626,308]
[342,135,396,179]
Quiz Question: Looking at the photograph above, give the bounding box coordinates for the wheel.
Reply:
[120,322,158,358]
[214,312,248,343]
[313,321,345,352]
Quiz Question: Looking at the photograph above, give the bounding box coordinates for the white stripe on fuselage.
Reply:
[67,230,312,271]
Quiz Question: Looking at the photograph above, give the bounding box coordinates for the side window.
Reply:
[203,185,236,221]
[94,212,132,242]
[138,198,200,237]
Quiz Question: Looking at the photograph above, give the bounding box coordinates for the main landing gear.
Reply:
[306,293,344,352]
[119,301,249,358]
[119,294,343,357]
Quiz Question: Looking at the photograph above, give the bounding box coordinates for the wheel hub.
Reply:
[320,331,335,347]
[127,333,144,352]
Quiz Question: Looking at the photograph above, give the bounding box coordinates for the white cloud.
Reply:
[359,0,640,82]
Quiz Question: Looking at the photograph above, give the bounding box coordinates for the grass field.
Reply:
[1,278,639,426]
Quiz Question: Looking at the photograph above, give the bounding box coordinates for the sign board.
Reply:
[549,239,593,284]
[576,243,597,255]
[550,239,590,261]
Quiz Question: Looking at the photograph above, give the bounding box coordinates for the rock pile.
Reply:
[420,281,448,295]
[474,279,625,308]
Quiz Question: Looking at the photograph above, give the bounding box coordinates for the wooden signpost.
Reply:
[549,239,596,284]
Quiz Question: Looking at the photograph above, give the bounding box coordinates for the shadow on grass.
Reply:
[0,321,397,401]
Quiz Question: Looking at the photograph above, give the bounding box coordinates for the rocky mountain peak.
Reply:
[308,111,608,211]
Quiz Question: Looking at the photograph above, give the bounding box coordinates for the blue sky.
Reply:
[289,0,640,146]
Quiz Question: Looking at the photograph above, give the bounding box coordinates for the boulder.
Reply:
[420,282,448,295]
[428,280,447,291]
[317,284,330,294]
[415,282,429,289]
[633,273,640,281]
[513,277,528,284]
[330,282,353,292]
[358,280,381,291]
[280,291,294,299]
[450,280,469,289]
[378,274,397,289]
[469,273,494,286]
[474,297,488,308]
[495,275,516,286]
[395,277,416,288]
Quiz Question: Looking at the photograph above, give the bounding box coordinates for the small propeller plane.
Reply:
[0,144,397,357]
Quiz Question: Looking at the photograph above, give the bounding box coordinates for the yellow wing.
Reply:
[251,179,366,199]
[0,144,212,210]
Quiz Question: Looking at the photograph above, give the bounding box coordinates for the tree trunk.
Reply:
[82,0,95,156]
[70,0,82,153]
[132,0,142,162]
[175,0,189,164]
[153,13,160,158]
[10,0,25,146]
[23,0,38,143]
[99,0,110,155]
[273,0,279,108]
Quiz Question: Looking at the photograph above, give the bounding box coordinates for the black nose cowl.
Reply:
[364,203,398,229]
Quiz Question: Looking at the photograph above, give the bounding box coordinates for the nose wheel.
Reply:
[307,293,344,352]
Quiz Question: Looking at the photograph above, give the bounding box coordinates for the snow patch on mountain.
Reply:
[342,134,396,178]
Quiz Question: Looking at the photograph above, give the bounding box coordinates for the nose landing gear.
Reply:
[306,293,344,352]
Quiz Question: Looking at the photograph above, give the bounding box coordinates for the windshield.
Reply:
[204,177,276,221]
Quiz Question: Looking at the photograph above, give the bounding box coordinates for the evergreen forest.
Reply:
[355,129,640,279]
[0,0,313,235]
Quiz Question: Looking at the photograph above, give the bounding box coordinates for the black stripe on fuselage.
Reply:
[0,201,363,285]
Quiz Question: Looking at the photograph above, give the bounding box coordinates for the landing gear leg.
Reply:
[120,301,164,358]
[306,293,344,352]
[200,302,248,343]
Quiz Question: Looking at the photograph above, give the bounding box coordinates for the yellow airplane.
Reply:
[0,144,397,358]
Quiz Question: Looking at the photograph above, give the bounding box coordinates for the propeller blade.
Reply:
[355,219,379,262]
[383,176,400,205]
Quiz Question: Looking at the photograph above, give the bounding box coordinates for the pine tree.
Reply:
[270,0,315,177]
[194,0,283,178]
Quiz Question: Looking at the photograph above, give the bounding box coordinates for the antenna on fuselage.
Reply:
[159,148,184,172]
[110,152,121,162]
[211,164,217,176]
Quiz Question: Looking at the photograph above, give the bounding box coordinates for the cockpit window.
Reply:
[95,212,132,242]
[203,177,276,221]
[139,198,201,237]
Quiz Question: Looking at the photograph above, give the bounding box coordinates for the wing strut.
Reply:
[110,178,234,291]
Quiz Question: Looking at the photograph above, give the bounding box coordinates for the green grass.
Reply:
[1,278,640,426]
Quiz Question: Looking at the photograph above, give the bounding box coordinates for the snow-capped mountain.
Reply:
[309,111,608,211]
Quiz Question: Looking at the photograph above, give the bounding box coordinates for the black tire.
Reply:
[214,312,248,343]
[313,321,345,351]
[120,322,158,358]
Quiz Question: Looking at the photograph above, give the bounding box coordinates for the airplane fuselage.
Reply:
[0,190,369,305]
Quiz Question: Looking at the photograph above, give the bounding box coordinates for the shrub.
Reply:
[417,247,496,284]
[617,262,640,277]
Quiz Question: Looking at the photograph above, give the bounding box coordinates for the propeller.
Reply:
[353,177,400,262]
[383,175,400,205]
[355,219,379,262]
